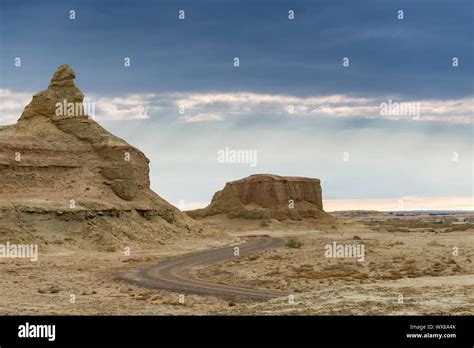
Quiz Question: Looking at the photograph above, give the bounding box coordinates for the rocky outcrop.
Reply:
[0,64,201,249]
[187,174,329,221]
[16,64,149,201]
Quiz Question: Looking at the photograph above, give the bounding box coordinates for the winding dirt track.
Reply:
[124,237,288,301]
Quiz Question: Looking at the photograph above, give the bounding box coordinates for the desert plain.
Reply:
[1,211,473,316]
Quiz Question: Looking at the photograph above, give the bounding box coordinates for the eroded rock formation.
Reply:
[0,64,201,249]
[187,174,329,221]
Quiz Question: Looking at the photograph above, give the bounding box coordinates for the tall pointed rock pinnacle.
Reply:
[0,64,200,250]
[49,64,77,87]
[19,64,84,121]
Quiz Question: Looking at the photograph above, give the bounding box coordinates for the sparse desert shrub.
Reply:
[49,286,61,294]
[105,245,117,252]
[286,237,303,249]
[444,225,472,233]
[389,270,402,279]
[268,254,283,260]
[428,240,442,247]
[265,270,280,276]
[260,218,271,227]
[353,235,361,240]
[387,227,410,233]
[162,300,183,306]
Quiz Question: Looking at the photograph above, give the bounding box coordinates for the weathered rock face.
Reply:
[16,64,150,201]
[187,174,328,221]
[0,64,200,249]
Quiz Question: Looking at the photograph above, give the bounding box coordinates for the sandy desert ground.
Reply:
[1,212,472,316]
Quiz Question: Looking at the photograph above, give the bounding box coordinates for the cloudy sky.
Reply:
[0,0,472,211]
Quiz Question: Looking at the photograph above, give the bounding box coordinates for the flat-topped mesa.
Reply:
[187,174,327,221]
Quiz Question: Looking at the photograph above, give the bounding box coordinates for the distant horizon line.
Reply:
[177,196,473,213]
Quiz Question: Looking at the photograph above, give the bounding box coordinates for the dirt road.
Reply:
[123,237,288,301]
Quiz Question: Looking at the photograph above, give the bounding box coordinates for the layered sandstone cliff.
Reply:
[0,65,201,249]
[187,174,329,221]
